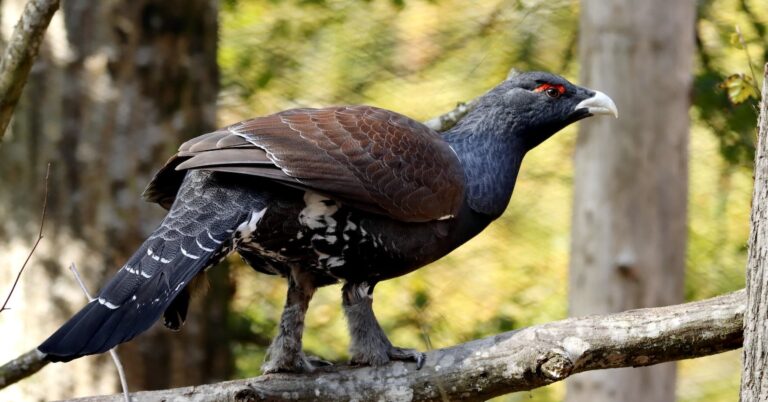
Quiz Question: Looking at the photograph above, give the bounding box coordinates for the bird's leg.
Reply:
[342,282,426,369]
[262,267,322,373]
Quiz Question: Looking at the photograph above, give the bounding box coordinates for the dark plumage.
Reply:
[38,72,617,371]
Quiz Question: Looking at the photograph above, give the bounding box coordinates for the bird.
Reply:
[38,71,617,373]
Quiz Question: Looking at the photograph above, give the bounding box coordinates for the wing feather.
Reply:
[144,106,464,222]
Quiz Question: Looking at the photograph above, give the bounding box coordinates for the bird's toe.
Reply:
[388,346,426,369]
[350,345,426,369]
[261,352,319,374]
[350,348,390,367]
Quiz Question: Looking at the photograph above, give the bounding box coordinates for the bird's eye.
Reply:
[533,83,565,99]
[545,87,561,98]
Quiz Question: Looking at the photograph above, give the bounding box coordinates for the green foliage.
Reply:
[720,73,759,104]
[694,70,758,166]
[218,1,764,400]
[695,0,766,167]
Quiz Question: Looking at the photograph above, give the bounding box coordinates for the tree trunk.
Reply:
[740,63,768,402]
[0,0,225,400]
[567,1,695,401]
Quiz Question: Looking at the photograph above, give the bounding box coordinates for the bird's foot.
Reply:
[342,282,426,369]
[262,351,331,374]
[351,345,426,369]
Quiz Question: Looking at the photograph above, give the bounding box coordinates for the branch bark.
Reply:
[424,100,477,132]
[740,63,768,401]
[0,349,46,389]
[51,290,744,402]
[0,0,60,143]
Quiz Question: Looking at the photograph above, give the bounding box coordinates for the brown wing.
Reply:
[143,106,465,222]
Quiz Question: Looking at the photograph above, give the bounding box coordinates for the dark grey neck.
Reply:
[442,118,527,219]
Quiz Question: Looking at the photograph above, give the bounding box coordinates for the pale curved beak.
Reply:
[575,90,618,118]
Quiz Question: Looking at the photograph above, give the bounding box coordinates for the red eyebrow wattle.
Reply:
[534,83,566,94]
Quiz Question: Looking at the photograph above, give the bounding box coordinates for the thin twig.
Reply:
[68,263,93,300]
[736,25,761,94]
[1,162,50,312]
[108,351,130,402]
[69,263,130,402]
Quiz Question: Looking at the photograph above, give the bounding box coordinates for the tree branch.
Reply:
[424,100,477,132]
[424,69,520,132]
[55,290,744,402]
[0,0,60,143]
[0,349,46,389]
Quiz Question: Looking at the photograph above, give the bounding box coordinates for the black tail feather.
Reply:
[38,171,259,362]
[163,285,190,331]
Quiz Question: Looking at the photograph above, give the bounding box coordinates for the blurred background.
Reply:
[0,0,763,400]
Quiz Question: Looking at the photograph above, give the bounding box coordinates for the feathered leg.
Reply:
[342,282,425,369]
[261,267,321,373]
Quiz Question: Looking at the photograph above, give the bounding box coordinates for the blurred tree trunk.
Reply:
[740,64,768,402]
[0,0,228,400]
[567,1,695,402]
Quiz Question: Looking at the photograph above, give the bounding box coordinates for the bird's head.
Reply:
[466,71,618,150]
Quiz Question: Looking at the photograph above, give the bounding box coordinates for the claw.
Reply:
[415,353,425,370]
[306,354,333,367]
